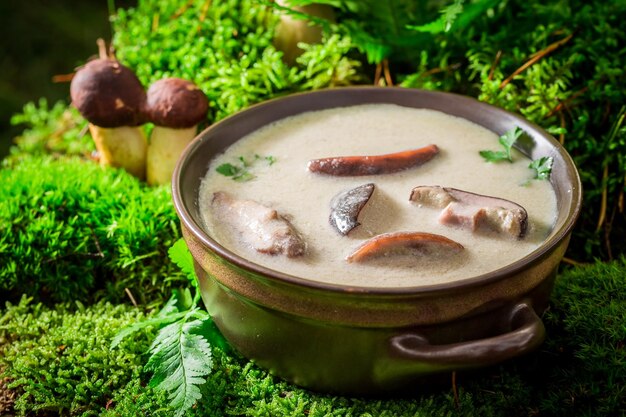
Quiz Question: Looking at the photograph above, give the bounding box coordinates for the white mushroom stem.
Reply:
[89,124,148,180]
[146,125,197,186]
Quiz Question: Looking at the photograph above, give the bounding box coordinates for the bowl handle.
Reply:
[389,302,545,368]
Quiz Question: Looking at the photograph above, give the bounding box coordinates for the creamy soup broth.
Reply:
[198,104,557,287]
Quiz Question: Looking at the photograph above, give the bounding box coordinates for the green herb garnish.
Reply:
[479,127,524,163]
[216,155,276,182]
[529,156,554,180]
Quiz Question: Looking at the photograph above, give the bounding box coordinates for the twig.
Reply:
[172,0,195,19]
[546,86,588,118]
[488,50,502,81]
[78,123,90,139]
[420,62,462,78]
[596,108,626,232]
[500,32,574,89]
[125,288,138,307]
[52,73,75,83]
[42,252,106,264]
[383,59,394,86]
[451,371,460,409]
[596,162,609,233]
[374,62,382,86]
[196,0,212,33]
[90,226,105,258]
[619,176,625,213]
[604,204,616,261]
[558,111,566,145]
[562,257,587,267]
[152,13,160,32]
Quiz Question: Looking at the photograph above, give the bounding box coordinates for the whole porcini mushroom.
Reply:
[273,0,335,65]
[70,58,148,179]
[144,77,209,186]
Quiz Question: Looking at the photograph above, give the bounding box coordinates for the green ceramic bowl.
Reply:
[172,87,582,394]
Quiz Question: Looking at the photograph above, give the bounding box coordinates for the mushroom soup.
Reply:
[198,104,557,287]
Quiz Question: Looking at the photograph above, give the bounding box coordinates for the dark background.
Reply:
[0,1,133,158]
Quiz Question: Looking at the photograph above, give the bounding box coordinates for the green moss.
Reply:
[111,0,362,123]
[1,259,625,416]
[0,154,184,305]
[0,297,153,417]
[8,99,93,160]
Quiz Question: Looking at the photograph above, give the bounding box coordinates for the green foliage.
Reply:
[479,126,523,163]
[3,0,626,412]
[0,154,184,305]
[407,0,465,34]
[113,239,223,416]
[145,317,213,416]
[8,99,92,159]
[111,0,362,124]
[399,0,626,261]
[0,297,152,416]
[2,256,625,416]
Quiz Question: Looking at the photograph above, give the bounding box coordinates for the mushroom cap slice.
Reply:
[70,58,147,127]
[346,231,464,263]
[211,191,306,258]
[329,183,375,235]
[410,186,529,238]
[145,78,209,129]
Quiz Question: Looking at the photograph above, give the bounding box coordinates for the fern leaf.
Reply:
[145,317,213,417]
[110,295,186,349]
[168,238,197,287]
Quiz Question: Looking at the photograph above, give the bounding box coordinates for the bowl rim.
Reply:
[172,86,583,296]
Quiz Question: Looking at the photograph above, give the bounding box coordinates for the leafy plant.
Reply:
[111,0,362,124]
[113,239,225,417]
[7,99,92,161]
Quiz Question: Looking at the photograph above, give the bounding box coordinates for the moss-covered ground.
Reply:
[2,0,625,415]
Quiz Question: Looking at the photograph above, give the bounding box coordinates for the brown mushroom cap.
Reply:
[70,58,147,127]
[145,78,209,128]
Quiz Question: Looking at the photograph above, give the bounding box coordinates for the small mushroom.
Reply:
[346,232,464,263]
[308,145,439,176]
[70,58,148,179]
[329,183,375,235]
[273,0,335,65]
[409,186,528,238]
[144,78,209,186]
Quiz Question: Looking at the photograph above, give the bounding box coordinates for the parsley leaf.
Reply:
[529,156,554,180]
[216,155,276,182]
[479,149,509,162]
[215,163,240,177]
[480,127,524,163]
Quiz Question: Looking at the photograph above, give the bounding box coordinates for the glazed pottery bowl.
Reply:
[172,87,582,395]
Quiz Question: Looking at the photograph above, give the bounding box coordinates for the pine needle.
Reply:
[500,32,574,89]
